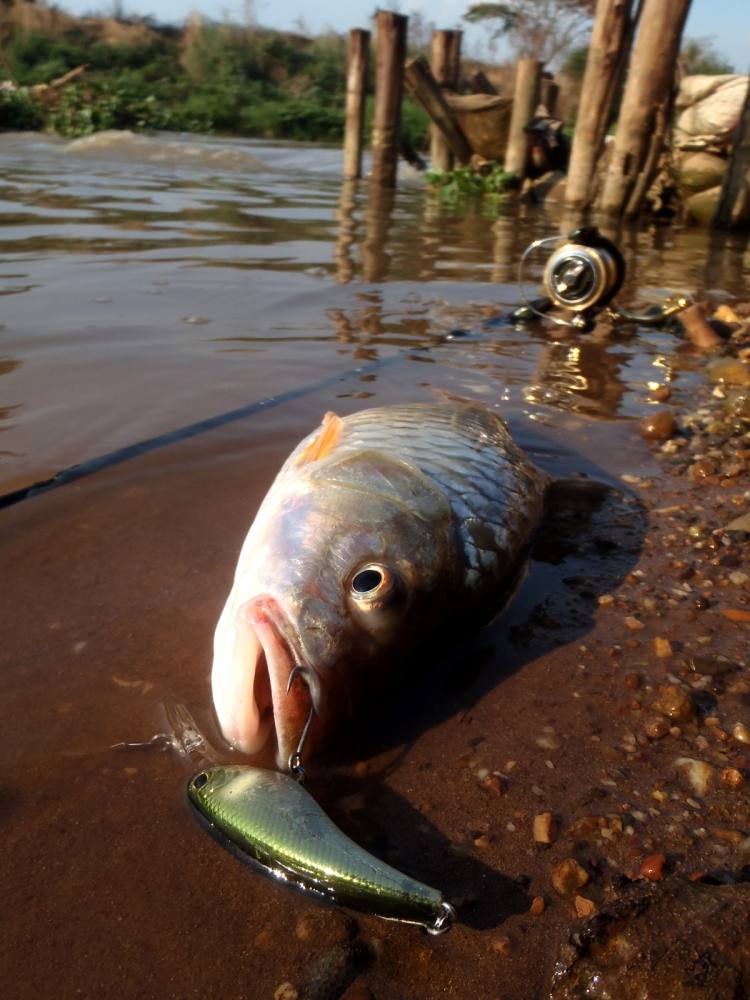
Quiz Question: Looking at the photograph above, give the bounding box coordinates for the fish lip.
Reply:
[243,595,316,767]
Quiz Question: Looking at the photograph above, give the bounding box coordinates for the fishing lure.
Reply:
[188,764,456,935]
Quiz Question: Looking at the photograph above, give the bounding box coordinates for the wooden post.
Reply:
[539,75,559,116]
[404,56,472,165]
[429,29,462,170]
[598,0,692,217]
[467,69,498,96]
[371,10,408,189]
[714,74,750,230]
[565,0,637,210]
[504,58,541,178]
[343,29,370,180]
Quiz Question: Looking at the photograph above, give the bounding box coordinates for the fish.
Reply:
[188,764,456,934]
[211,400,548,766]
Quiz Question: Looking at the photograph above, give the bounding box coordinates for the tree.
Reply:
[680,37,734,76]
[464,0,593,65]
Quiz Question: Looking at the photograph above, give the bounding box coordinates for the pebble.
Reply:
[624,672,641,690]
[529,896,546,915]
[732,722,750,745]
[653,685,695,722]
[533,812,557,844]
[598,594,615,606]
[573,895,596,919]
[551,858,589,895]
[650,385,671,402]
[675,757,713,796]
[640,852,667,881]
[729,571,749,585]
[721,767,745,790]
[491,935,512,956]
[644,716,670,739]
[274,984,298,1000]
[640,409,677,441]
[689,458,717,481]
[625,616,645,631]
[722,609,750,623]
[706,357,750,387]
[653,637,673,658]
[689,654,736,675]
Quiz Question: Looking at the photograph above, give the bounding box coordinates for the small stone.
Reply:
[640,852,666,881]
[533,812,557,844]
[729,572,749,586]
[722,609,750,623]
[706,357,750,387]
[482,774,504,796]
[624,672,641,690]
[625,616,645,631]
[721,767,745,790]
[492,935,512,956]
[574,895,597,918]
[274,984,298,1000]
[732,722,750,745]
[653,637,673,659]
[644,717,670,739]
[653,685,694,722]
[640,410,677,442]
[689,459,717,481]
[529,895,546,915]
[689,655,737,675]
[676,757,714,796]
[650,385,671,402]
[598,594,615,606]
[552,858,589,896]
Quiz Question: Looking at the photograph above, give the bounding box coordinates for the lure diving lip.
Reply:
[188,764,456,935]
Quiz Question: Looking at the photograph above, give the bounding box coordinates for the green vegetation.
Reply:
[425,163,512,202]
[0,19,430,145]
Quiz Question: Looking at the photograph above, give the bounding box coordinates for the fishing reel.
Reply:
[512,226,689,332]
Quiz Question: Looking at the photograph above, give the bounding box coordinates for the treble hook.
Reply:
[286,665,321,783]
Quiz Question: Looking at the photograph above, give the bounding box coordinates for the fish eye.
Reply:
[193,772,209,789]
[349,564,396,605]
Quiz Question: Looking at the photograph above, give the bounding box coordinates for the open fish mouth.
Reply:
[211,595,314,767]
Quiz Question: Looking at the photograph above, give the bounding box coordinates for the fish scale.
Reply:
[331,402,547,593]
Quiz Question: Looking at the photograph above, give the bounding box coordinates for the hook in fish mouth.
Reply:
[286,665,322,782]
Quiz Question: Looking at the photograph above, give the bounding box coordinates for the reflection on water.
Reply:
[0,129,749,493]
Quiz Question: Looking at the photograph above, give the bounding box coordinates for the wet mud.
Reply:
[2,134,750,999]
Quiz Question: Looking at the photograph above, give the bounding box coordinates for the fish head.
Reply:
[211,446,457,766]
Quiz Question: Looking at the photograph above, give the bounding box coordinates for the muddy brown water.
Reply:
[1,132,749,999]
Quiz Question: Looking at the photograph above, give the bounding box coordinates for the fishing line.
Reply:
[0,354,404,510]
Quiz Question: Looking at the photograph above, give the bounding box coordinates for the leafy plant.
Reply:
[425,163,512,201]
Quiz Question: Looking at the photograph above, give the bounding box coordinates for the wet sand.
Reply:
[2,133,750,998]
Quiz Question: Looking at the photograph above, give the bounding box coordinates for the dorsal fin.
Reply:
[294,411,344,466]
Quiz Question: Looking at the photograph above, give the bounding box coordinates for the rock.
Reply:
[732,722,750,745]
[689,458,717,481]
[624,616,645,631]
[722,609,750,623]
[640,410,677,442]
[574,895,596,918]
[684,185,721,225]
[650,385,671,402]
[713,304,743,324]
[675,756,714,796]
[689,654,737,675]
[644,717,670,740]
[624,672,641,690]
[534,812,557,844]
[530,895,546,915]
[640,853,666,881]
[551,878,750,999]
[274,985,298,1000]
[653,685,695,722]
[721,767,745,790]
[297,940,372,1000]
[706,358,750,387]
[492,934,512,956]
[653,637,673,659]
[552,858,590,896]
[725,512,750,533]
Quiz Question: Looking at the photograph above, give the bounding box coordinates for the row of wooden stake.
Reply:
[343,3,749,228]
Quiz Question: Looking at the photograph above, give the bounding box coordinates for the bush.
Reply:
[0,89,44,130]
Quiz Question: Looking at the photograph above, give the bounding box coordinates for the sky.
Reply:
[55,0,750,72]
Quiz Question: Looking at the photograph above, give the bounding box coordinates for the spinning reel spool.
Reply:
[513,226,689,332]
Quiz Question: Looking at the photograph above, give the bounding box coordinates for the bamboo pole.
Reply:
[565,0,637,209]
[371,10,408,189]
[343,29,370,180]
[468,69,498,96]
[598,0,692,217]
[504,58,541,178]
[404,56,472,165]
[714,73,750,230]
[429,29,462,170]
